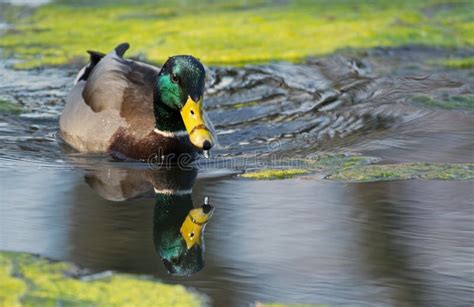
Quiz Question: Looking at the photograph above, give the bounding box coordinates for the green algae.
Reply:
[1,0,473,69]
[328,163,474,182]
[0,253,26,307]
[434,56,474,69]
[0,99,23,114]
[411,94,474,110]
[241,154,377,180]
[241,154,474,182]
[231,101,259,109]
[0,251,203,307]
[302,154,378,170]
[241,169,308,180]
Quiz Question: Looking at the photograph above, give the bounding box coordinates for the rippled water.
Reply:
[1,47,473,306]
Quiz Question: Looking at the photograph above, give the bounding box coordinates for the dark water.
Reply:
[1,47,474,306]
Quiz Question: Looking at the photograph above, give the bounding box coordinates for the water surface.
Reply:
[1,47,473,306]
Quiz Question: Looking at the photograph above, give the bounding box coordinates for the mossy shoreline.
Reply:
[1,0,473,69]
[240,155,474,182]
[0,251,203,306]
[328,162,474,182]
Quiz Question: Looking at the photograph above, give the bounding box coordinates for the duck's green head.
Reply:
[156,55,214,151]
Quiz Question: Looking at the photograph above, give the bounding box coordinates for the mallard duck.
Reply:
[59,43,215,161]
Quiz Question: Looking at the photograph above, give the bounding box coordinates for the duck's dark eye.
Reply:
[171,73,179,83]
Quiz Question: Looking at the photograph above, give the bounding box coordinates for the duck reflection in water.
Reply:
[154,194,213,275]
[83,166,214,276]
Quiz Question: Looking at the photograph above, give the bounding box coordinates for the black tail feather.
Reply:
[77,50,106,82]
[115,42,130,58]
[87,50,105,65]
[78,43,129,82]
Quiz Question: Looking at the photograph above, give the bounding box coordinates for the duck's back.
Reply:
[59,44,159,153]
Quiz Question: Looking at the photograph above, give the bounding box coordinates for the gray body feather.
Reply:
[60,47,160,152]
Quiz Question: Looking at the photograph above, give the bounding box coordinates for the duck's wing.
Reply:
[60,43,160,152]
[82,43,158,115]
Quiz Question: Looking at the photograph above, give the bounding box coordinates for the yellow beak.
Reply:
[180,206,214,249]
[180,96,214,150]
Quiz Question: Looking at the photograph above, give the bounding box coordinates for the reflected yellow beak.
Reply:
[180,206,214,249]
[180,96,214,150]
